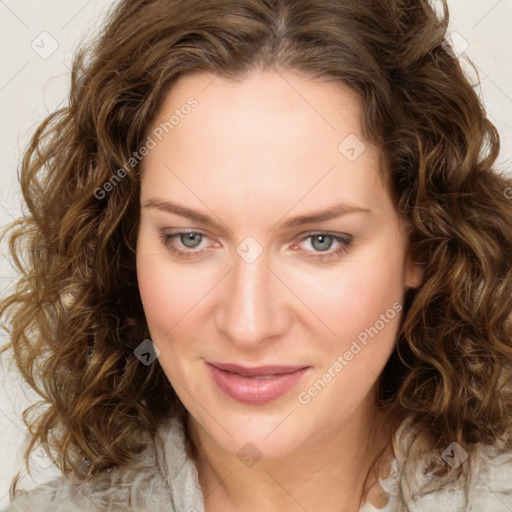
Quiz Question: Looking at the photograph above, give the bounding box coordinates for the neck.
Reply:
[187,405,393,512]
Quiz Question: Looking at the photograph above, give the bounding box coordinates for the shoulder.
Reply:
[5,452,169,512]
[5,416,202,512]
[363,417,512,511]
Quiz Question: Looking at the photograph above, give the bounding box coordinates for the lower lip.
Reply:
[207,363,310,405]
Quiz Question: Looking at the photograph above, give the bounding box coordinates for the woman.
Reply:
[2,0,512,510]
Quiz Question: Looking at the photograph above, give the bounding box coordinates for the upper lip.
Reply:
[207,361,308,377]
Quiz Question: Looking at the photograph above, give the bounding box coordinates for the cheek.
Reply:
[284,241,407,347]
[136,240,199,338]
[136,246,207,389]
[293,247,406,417]
[136,254,172,330]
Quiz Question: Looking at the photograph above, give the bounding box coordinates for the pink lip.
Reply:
[206,361,310,405]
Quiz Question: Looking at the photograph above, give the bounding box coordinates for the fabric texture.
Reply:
[5,415,512,511]
[360,417,512,511]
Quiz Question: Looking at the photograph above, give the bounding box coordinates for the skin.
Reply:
[136,68,423,512]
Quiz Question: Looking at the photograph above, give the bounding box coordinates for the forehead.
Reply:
[142,69,389,220]
[151,69,365,152]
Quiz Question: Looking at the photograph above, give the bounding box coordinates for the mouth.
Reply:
[206,361,310,405]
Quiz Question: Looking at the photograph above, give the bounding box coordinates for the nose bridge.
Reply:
[216,249,284,347]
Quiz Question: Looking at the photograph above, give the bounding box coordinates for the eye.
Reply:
[159,230,353,262]
[159,231,217,259]
[293,232,353,262]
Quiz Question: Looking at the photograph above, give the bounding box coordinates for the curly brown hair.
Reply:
[2,0,512,499]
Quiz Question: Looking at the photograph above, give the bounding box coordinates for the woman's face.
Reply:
[136,69,422,459]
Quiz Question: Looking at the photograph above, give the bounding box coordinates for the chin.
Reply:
[190,403,316,460]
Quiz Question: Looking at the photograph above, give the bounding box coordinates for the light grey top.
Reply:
[6,416,204,512]
[5,415,512,511]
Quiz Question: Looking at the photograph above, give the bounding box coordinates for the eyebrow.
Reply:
[142,198,371,230]
[279,203,371,229]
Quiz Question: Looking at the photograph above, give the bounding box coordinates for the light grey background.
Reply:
[1,0,511,507]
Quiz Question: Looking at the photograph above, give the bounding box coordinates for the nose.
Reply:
[214,248,289,349]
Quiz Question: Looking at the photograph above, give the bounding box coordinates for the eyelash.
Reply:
[159,231,353,262]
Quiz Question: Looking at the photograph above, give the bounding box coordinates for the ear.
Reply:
[405,253,424,289]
